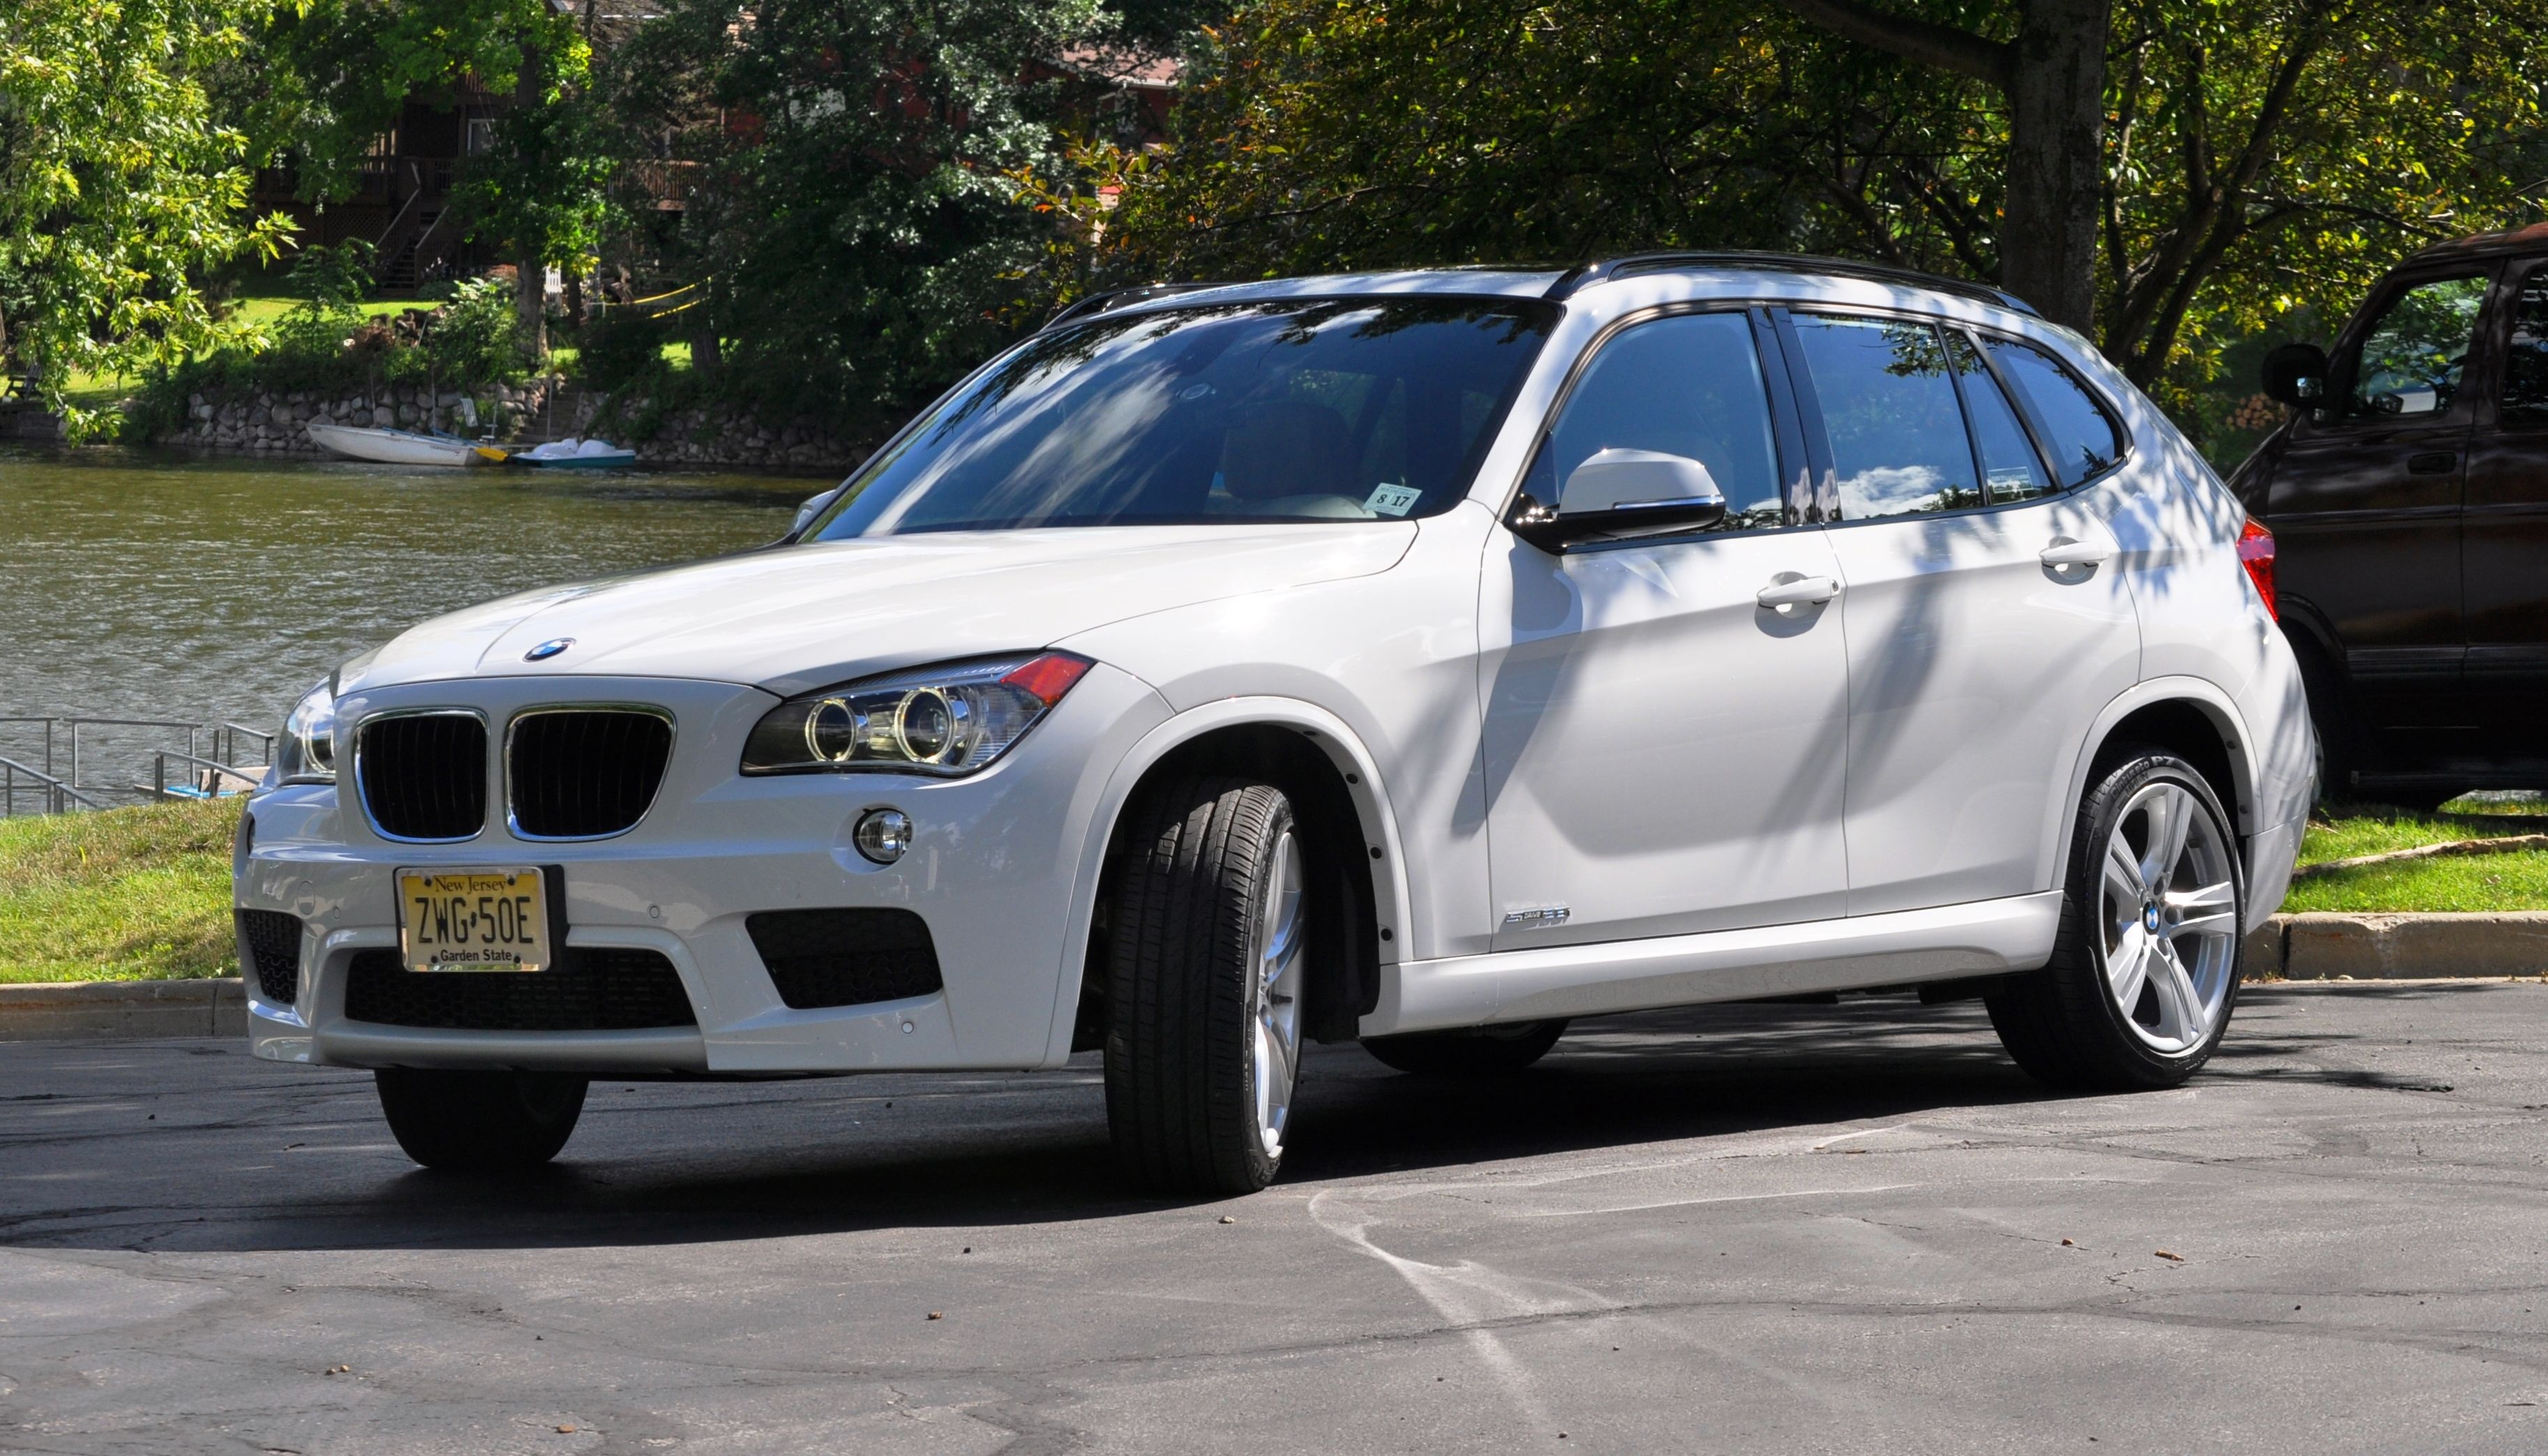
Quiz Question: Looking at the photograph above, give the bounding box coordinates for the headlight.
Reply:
[276,680,338,784]
[740,652,1093,776]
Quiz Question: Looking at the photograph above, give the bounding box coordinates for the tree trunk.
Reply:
[515,44,547,360]
[1999,0,2109,333]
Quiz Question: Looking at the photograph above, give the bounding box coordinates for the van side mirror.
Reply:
[2261,343,2328,409]
[1509,449,1728,550]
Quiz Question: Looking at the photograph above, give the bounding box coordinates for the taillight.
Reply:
[2237,517,2277,620]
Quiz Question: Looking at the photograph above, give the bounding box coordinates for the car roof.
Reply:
[2400,221,2548,268]
[1047,253,2036,329]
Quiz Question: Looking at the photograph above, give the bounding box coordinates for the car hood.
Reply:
[340,523,1420,698]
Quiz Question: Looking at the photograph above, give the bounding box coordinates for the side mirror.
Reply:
[1510,449,1728,550]
[2261,343,2328,409]
[789,486,844,539]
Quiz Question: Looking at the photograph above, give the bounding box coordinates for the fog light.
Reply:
[853,809,913,864]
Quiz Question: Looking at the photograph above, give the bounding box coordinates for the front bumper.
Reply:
[239,668,1169,1074]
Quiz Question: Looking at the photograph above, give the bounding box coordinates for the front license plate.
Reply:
[396,867,551,974]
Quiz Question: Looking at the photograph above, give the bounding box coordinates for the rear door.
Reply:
[2459,260,2548,761]
[2267,269,2491,755]
[1777,311,2140,916]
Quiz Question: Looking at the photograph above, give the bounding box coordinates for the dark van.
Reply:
[2237,223,2548,806]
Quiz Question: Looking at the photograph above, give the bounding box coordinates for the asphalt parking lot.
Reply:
[7,982,2548,1453]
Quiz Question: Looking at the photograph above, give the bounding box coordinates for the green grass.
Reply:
[0,798,242,984]
[2281,799,2548,915]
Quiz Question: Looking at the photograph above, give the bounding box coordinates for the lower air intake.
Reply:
[237,909,303,1005]
[746,908,944,1010]
[343,947,697,1030]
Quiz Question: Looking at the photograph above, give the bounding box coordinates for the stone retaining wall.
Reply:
[165,380,566,457]
[153,383,860,472]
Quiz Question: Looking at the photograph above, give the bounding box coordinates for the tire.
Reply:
[1103,776,1310,1195]
[1363,1020,1567,1076]
[374,1068,588,1171]
[1987,749,2245,1091]
[2290,635,2360,806]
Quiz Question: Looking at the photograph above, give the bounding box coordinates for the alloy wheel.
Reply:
[2097,781,2240,1054]
[1249,830,1307,1156]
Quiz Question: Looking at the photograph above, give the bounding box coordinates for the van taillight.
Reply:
[2238,517,2277,620]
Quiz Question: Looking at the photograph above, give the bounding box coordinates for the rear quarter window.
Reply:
[1985,338,2125,486]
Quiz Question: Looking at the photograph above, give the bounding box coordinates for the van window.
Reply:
[2344,273,2489,420]
[2501,269,2548,426]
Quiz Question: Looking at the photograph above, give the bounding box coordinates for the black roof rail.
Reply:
[1543,250,2037,315]
[1040,280,1241,331]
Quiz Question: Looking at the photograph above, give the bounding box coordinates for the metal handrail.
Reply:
[0,756,109,816]
[144,751,265,800]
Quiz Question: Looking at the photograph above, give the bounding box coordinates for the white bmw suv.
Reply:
[238,255,2313,1192]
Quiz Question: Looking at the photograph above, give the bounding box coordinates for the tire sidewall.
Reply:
[2074,754,2247,1076]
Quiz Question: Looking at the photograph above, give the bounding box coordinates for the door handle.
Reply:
[1757,575,1841,608]
[2407,451,2458,475]
[2039,537,2113,568]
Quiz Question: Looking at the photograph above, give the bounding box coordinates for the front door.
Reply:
[2459,259,2548,766]
[2268,269,2491,758]
[1779,312,2142,915]
[1481,310,1852,949]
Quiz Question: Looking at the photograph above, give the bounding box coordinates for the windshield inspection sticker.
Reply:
[1365,483,1423,517]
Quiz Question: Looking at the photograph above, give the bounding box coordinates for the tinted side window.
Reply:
[1948,331,2053,503]
[1537,312,1785,532]
[2501,268,2548,426]
[2344,273,2487,420]
[1984,338,2122,486]
[1788,315,1981,519]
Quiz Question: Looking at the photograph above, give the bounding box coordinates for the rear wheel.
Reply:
[1102,776,1309,1194]
[1363,1020,1567,1076]
[1988,749,2245,1090]
[374,1068,588,1170]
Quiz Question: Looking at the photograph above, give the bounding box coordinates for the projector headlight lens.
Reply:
[741,652,1093,776]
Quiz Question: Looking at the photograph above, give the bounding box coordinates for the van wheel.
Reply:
[1363,1020,1566,1076]
[1988,749,2245,1090]
[375,1068,588,1170]
[1103,777,1308,1194]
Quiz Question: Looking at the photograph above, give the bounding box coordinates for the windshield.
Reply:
[802,297,1557,538]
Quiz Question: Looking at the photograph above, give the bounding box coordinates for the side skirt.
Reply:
[1362,892,2063,1037]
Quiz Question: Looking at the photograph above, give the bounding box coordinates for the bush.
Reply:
[574,308,668,393]
[419,275,527,384]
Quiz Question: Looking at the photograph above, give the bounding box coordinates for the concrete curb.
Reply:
[2245,913,2548,981]
[0,978,246,1042]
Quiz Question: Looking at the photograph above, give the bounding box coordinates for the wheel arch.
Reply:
[2045,679,2262,894]
[1042,698,1412,1067]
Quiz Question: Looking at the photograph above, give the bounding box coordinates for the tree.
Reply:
[1776,0,2108,332]
[0,0,295,436]
[267,0,605,351]
[1094,0,2548,410]
[605,0,1102,435]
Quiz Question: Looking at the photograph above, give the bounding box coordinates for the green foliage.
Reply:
[1087,0,2548,448]
[574,307,670,394]
[0,0,297,438]
[285,240,378,308]
[421,274,527,383]
[607,0,1104,436]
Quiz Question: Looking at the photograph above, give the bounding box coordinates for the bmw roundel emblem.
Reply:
[2143,902,2162,935]
[524,638,575,662]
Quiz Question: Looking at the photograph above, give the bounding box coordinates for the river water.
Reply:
[0,448,823,785]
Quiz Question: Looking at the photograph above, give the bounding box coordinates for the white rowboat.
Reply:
[306,422,504,467]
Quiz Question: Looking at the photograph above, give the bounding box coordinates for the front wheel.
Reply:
[1363,1020,1567,1076]
[375,1068,588,1170]
[1103,776,1310,1194]
[1988,749,2245,1090]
